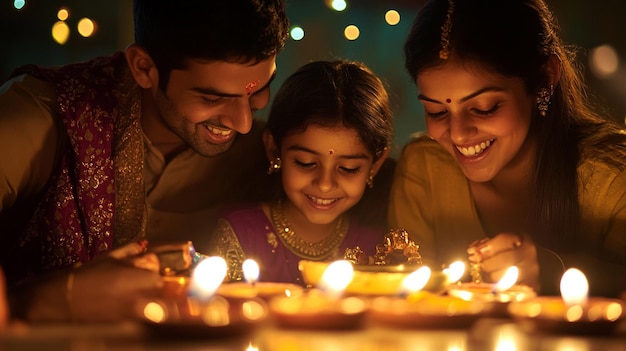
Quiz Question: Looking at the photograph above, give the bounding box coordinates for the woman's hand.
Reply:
[467,232,540,291]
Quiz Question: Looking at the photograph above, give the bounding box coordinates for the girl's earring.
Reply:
[267,157,281,175]
[367,175,374,189]
[537,84,554,117]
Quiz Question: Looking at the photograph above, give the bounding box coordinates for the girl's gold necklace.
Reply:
[270,199,348,260]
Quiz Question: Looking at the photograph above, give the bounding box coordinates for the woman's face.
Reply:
[416,61,536,183]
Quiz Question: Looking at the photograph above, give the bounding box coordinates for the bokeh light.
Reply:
[290,26,304,41]
[77,18,96,37]
[57,8,69,21]
[344,25,360,41]
[330,0,347,12]
[385,9,400,25]
[13,0,25,10]
[589,44,619,79]
[52,21,70,45]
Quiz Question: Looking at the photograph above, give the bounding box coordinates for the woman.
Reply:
[390,0,626,296]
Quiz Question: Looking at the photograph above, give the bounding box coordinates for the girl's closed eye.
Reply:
[201,96,224,104]
[294,159,316,169]
[340,166,361,175]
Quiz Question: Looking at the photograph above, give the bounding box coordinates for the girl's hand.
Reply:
[467,232,540,291]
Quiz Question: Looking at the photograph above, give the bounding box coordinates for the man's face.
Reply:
[150,57,277,157]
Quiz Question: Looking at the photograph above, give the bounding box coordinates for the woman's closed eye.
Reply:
[425,109,447,119]
[472,103,500,116]
[294,160,316,169]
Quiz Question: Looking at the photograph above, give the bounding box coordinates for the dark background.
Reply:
[2,0,625,157]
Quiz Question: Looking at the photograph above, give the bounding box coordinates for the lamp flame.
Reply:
[189,256,227,300]
[242,259,260,284]
[494,266,518,292]
[560,268,588,306]
[444,261,465,284]
[400,265,431,294]
[319,260,354,296]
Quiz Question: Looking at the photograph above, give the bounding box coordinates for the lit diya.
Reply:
[299,229,450,295]
[138,256,268,339]
[508,268,626,335]
[369,265,486,329]
[270,260,368,330]
[448,266,536,317]
[216,259,303,300]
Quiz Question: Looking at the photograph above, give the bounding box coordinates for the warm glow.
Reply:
[400,266,431,294]
[57,8,69,21]
[290,26,305,41]
[344,25,360,41]
[319,260,353,295]
[77,18,96,37]
[190,256,227,300]
[560,268,588,306]
[246,342,259,351]
[494,266,518,292]
[385,10,400,25]
[444,261,465,284]
[51,21,70,45]
[589,44,619,78]
[242,258,260,283]
[143,301,166,323]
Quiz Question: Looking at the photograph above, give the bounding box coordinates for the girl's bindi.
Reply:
[328,149,335,155]
[245,80,261,95]
[445,98,452,103]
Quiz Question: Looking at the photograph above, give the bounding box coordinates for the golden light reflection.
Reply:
[57,8,69,21]
[143,301,166,323]
[77,18,96,37]
[246,342,259,351]
[589,44,619,78]
[385,10,400,25]
[241,300,267,321]
[52,21,70,45]
[344,25,360,41]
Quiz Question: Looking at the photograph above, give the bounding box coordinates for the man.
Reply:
[0,0,289,322]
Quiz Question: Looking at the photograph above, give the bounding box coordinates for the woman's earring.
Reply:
[367,175,374,189]
[537,84,554,117]
[267,157,281,175]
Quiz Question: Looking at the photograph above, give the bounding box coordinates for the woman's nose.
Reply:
[448,114,477,144]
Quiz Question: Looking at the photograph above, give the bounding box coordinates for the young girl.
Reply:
[209,60,393,285]
[390,0,626,296]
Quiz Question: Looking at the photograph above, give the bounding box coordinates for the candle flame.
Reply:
[560,268,588,306]
[401,265,431,293]
[190,256,227,300]
[320,260,354,294]
[494,266,518,292]
[242,258,260,283]
[444,261,465,284]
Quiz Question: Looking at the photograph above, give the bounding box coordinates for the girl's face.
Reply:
[416,61,536,183]
[278,125,381,225]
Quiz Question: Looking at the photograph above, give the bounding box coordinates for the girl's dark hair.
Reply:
[133,0,289,90]
[266,60,393,162]
[404,0,626,250]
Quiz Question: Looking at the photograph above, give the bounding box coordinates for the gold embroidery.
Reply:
[270,199,348,261]
[210,218,246,281]
[266,229,278,252]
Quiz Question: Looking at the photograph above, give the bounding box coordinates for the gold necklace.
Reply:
[270,199,348,260]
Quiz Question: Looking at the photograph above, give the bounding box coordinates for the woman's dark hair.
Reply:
[133,0,289,90]
[266,60,392,162]
[404,0,626,250]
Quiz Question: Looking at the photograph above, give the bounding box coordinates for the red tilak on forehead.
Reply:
[446,98,452,103]
[245,80,261,95]
[329,149,334,155]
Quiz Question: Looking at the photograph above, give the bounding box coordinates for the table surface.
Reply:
[2,316,625,351]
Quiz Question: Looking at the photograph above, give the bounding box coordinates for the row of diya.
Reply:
[137,257,626,338]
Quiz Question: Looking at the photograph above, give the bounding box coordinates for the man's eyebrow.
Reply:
[189,71,277,98]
